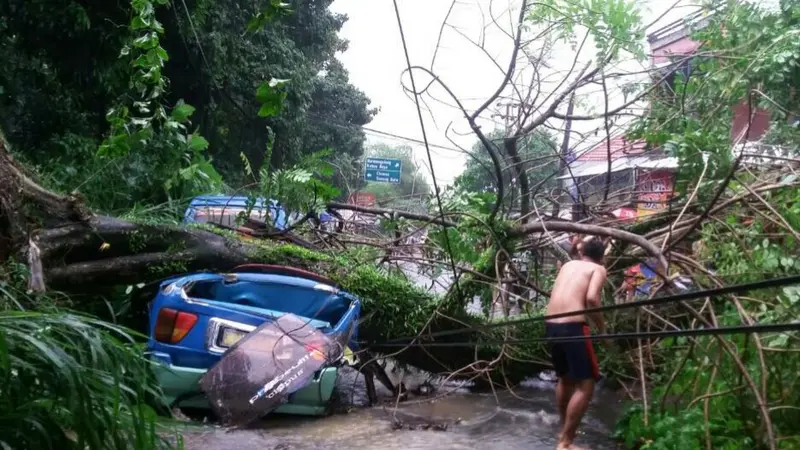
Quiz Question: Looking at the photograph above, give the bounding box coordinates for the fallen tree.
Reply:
[0,134,551,384]
[0,129,678,387]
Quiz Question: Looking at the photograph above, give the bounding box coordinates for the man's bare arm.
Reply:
[586,267,607,334]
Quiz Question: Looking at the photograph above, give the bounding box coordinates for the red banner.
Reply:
[348,192,376,207]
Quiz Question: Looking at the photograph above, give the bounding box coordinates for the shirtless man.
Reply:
[545,238,608,450]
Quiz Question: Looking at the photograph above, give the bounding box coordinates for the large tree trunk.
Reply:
[0,139,251,290]
[39,217,254,288]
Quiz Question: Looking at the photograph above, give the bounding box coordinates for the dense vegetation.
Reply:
[0,0,798,449]
[453,128,559,211]
[0,0,375,212]
[615,1,800,449]
[0,0,377,447]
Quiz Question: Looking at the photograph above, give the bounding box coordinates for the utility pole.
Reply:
[493,101,520,134]
[491,101,526,317]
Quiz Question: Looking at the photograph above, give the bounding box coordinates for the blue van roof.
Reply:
[188,195,278,208]
[185,195,288,230]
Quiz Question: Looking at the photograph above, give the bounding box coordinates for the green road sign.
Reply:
[364,157,402,184]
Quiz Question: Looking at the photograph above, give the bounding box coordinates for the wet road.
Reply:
[180,369,624,450]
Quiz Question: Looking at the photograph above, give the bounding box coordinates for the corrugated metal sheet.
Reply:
[557,157,677,179]
[576,135,647,162]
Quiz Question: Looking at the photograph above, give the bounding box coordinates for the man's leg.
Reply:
[557,379,595,449]
[555,377,575,425]
[546,325,569,424]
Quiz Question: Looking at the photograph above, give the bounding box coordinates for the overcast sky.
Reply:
[329,0,701,185]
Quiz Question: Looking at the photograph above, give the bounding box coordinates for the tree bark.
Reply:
[505,137,530,223]
[552,93,575,220]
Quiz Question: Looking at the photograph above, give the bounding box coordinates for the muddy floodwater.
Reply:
[180,367,625,450]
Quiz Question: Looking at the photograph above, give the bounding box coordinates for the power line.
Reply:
[393,0,463,300]
[304,113,465,153]
[370,322,800,347]
[378,274,800,344]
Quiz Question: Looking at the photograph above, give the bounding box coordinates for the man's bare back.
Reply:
[547,260,607,328]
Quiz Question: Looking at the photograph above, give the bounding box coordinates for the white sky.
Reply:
[330,0,702,186]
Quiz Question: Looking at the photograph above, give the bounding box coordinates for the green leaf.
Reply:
[783,287,800,305]
[131,15,149,30]
[188,134,209,151]
[132,32,159,50]
[256,78,290,118]
[770,334,789,347]
[171,100,195,122]
[155,46,169,62]
[246,0,292,32]
[256,79,288,100]
[240,152,254,178]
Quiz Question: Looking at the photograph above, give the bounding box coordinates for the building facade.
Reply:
[561,12,773,222]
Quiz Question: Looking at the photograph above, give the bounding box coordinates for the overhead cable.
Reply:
[379,274,800,344]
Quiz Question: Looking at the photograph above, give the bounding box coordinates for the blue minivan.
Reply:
[145,262,361,416]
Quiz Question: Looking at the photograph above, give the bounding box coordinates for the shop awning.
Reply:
[556,157,678,180]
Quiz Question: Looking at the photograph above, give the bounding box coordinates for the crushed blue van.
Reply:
[145,264,361,416]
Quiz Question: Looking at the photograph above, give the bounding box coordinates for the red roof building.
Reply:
[580,12,771,165]
[559,12,781,224]
[647,13,770,141]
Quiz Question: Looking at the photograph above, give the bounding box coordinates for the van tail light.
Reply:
[154,308,198,344]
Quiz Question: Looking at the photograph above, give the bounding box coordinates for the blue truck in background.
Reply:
[183,195,333,232]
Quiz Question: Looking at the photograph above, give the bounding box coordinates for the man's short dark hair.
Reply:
[583,238,605,263]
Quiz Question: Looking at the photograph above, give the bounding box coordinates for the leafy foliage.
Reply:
[167,0,377,185]
[528,0,646,61]
[247,0,292,32]
[100,0,172,158]
[0,1,377,446]
[454,128,560,212]
[258,148,342,217]
[0,290,177,450]
[613,4,800,448]
[0,0,375,210]
[241,240,549,382]
[615,172,800,449]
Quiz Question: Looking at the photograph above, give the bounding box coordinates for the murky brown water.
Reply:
[179,367,624,450]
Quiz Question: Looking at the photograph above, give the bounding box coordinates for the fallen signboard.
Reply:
[347,192,376,207]
[199,313,339,426]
